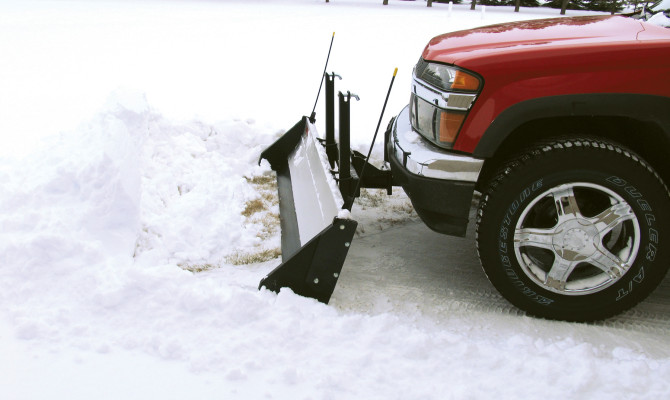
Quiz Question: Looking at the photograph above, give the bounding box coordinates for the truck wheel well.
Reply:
[476,116,670,192]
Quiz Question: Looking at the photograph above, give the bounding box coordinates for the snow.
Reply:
[653,0,670,12]
[649,11,670,27]
[1,0,669,399]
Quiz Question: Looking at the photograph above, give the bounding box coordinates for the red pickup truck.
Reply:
[387,15,670,321]
[261,14,670,321]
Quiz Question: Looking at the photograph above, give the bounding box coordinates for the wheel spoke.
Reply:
[591,202,635,236]
[589,244,630,279]
[551,185,582,221]
[545,257,577,291]
[514,227,555,251]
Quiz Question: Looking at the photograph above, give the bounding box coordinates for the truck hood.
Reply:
[422,16,658,66]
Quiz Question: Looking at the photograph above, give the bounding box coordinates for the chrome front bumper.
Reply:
[390,106,483,183]
[386,106,483,236]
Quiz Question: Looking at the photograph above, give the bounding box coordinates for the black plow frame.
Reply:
[258,72,392,303]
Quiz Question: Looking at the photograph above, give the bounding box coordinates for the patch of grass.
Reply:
[226,248,281,265]
[242,172,279,217]
[358,188,386,207]
[244,174,277,188]
[242,198,265,217]
[261,191,276,203]
[390,202,415,214]
[243,171,280,239]
[255,212,280,241]
[179,263,218,273]
[229,172,283,265]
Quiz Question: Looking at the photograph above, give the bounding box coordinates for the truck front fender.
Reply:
[472,94,670,159]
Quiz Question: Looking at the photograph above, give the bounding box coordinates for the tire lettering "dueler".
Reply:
[606,176,658,302]
[498,178,553,306]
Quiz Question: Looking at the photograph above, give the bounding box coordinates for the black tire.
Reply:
[476,138,670,321]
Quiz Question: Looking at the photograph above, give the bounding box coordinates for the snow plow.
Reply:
[258,70,396,303]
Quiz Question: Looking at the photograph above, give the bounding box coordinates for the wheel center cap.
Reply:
[564,228,590,250]
[552,219,599,261]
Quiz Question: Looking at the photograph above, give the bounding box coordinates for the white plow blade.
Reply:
[289,121,345,246]
[258,117,357,304]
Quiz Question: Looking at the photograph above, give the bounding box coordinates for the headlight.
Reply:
[411,59,481,149]
[415,59,481,92]
[411,94,467,146]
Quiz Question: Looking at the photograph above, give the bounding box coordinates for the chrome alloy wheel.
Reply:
[514,183,640,296]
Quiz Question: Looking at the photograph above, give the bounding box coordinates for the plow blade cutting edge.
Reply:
[258,117,357,303]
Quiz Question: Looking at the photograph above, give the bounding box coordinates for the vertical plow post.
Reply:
[324,73,341,168]
[338,91,359,206]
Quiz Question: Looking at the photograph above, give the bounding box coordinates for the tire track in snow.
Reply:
[333,198,670,352]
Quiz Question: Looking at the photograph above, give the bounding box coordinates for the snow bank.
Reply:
[0,87,272,350]
[130,96,280,267]
[0,92,142,293]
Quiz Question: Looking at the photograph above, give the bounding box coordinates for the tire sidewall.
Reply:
[479,145,669,320]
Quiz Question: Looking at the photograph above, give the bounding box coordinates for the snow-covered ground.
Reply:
[2,0,669,398]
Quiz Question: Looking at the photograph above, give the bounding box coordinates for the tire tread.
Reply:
[475,136,670,321]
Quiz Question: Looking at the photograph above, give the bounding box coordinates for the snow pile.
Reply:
[0,94,143,316]
[128,95,280,268]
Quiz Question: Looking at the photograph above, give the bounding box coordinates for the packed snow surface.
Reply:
[2,1,670,399]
